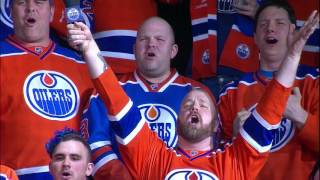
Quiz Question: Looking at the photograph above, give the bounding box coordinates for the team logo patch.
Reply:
[0,0,13,29]
[248,104,295,152]
[23,70,80,121]
[165,169,218,180]
[139,104,178,147]
[66,7,82,23]
[270,118,295,152]
[236,43,250,59]
[201,49,210,64]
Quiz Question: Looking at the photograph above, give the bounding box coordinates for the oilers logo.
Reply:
[201,49,210,64]
[0,0,13,29]
[236,43,250,59]
[165,169,218,180]
[23,70,80,121]
[138,104,178,147]
[66,6,83,24]
[270,118,295,152]
[248,104,295,152]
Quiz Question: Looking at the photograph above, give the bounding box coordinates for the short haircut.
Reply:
[254,0,296,32]
[45,128,91,160]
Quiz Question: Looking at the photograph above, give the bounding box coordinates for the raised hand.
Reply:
[67,22,107,78]
[233,0,258,19]
[287,10,319,59]
[233,108,251,137]
[276,10,319,88]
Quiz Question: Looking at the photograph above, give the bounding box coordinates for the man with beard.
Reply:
[78,17,212,179]
[67,9,318,179]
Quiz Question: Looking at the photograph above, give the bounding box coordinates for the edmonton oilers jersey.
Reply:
[92,67,292,180]
[81,69,212,175]
[218,65,319,180]
[0,0,13,40]
[0,36,94,180]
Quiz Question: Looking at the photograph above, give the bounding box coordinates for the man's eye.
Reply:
[71,155,81,161]
[54,156,64,161]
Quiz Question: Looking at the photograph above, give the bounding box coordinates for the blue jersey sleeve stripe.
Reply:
[90,141,111,151]
[108,100,133,121]
[115,119,145,145]
[240,109,280,152]
[92,153,118,175]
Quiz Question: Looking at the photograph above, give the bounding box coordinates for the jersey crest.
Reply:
[202,49,210,64]
[138,103,178,147]
[23,70,80,121]
[165,169,219,180]
[0,0,13,29]
[270,118,295,152]
[248,104,295,152]
[236,43,250,60]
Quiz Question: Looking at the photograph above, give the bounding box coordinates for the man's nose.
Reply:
[26,1,36,12]
[266,22,275,33]
[62,158,71,166]
[147,38,156,47]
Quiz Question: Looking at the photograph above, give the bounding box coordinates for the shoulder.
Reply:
[52,44,85,64]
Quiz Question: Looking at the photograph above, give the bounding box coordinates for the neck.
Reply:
[178,136,213,151]
[139,70,171,84]
[259,56,282,72]
[13,35,51,47]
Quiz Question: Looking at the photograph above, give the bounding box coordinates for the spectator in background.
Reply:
[218,1,319,180]
[77,16,214,179]
[66,8,318,178]
[46,128,94,180]
[0,0,95,179]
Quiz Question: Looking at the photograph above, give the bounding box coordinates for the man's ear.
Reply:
[85,163,94,176]
[170,44,178,59]
[133,43,136,56]
[50,5,55,22]
[48,161,53,174]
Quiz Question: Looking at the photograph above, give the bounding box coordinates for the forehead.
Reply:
[138,19,171,36]
[258,6,289,21]
[184,90,211,103]
[53,140,86,155]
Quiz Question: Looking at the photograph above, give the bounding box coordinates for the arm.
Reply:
[67,22,167,178]
[229,10,319,178]
[81,92,132,180]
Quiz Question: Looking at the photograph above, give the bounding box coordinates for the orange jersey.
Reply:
[91,67,292,179]
[0,165,18,180]
[0,36,94,179]
[218,66,319,180]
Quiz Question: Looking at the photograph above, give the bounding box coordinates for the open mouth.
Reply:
[190,114,200,124]
[25,17,36,25]
[62,171,71,179]
[265,37,278,44]
[147,52,156,57]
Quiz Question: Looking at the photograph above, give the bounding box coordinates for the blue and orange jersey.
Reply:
[0,165,18,180]
[0,36,94,179]
[81,69,213,175]
[89,66,291,179]
[218,65,319,180]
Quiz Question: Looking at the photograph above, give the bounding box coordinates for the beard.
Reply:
[177,118,214,143]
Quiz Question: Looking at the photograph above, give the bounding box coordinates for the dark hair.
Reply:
[45,128,91,160]
[254,0,296,32]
